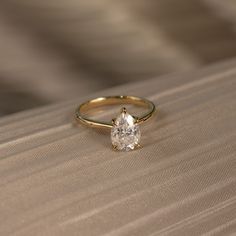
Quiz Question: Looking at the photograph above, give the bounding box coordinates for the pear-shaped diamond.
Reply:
[111,110,141,151]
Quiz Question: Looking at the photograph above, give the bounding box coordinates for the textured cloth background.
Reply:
[1,0,236,116]
[0,60,235,235]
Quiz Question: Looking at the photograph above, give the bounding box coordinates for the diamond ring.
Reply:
[75,96,156,151]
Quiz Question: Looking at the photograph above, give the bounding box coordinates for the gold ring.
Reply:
[75,95,156,151]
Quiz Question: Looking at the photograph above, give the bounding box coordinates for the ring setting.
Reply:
[75,96,156,151]
[111,107,141,151]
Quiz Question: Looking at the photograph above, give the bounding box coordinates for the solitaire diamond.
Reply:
[111,108,141,151]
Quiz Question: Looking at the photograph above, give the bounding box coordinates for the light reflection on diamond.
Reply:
[111,111,141,151]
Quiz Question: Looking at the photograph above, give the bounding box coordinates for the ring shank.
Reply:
[76,95,156,129]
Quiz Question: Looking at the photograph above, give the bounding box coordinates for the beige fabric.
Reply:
[0,60,236,235]
[206,0,236,26]
[2,0,236,116]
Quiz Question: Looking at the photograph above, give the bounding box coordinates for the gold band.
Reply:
[75,95,156,129]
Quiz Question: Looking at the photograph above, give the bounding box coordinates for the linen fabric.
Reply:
[0,60,236,235]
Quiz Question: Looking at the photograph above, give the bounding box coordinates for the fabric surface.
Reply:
[0,60,236,235]
[2,0,236,116]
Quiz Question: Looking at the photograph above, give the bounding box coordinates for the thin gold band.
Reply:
[75,95,156,129]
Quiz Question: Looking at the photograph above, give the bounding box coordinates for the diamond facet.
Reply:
[111,109,141,151]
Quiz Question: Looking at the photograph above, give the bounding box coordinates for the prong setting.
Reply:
[111,108,141,151]
[112,118,116,125]
[121,107,127,114]
[132,116,140,124]
[112,145,118,151]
